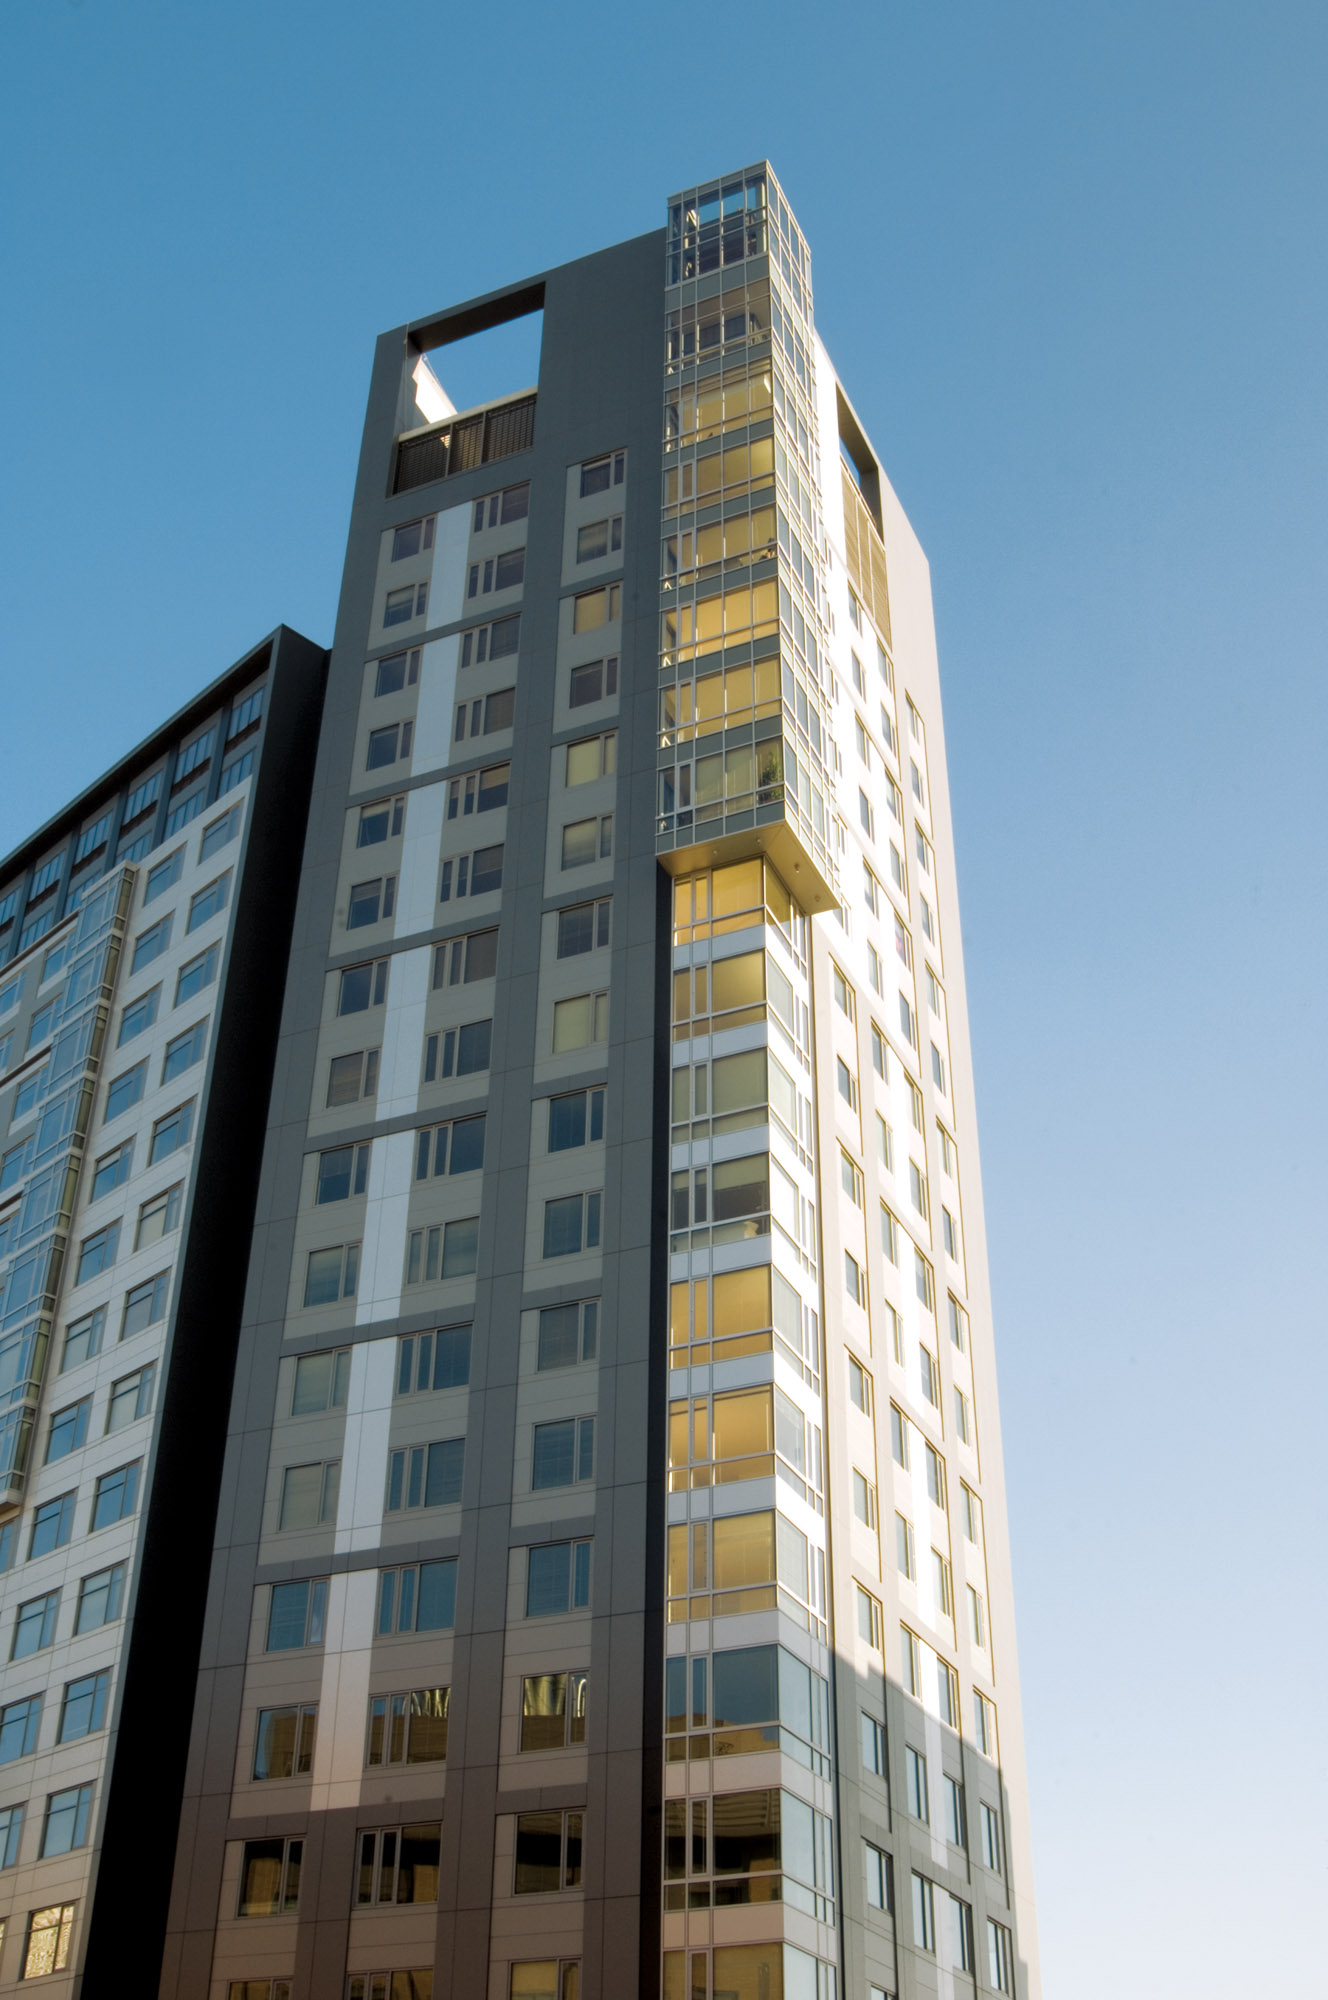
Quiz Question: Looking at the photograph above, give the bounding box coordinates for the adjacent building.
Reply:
[0,165,1039,2000]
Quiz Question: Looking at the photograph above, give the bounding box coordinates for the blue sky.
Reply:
[3,3,1326,1991]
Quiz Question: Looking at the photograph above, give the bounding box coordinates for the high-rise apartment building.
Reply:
[0,165,1038,2000]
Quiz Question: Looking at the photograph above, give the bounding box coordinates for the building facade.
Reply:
[0,165,1038,2000]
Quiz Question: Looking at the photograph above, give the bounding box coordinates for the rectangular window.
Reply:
[316,1142,371,1202]
[437,842,504,901]
[851,1470,876,1529]
[187,873,230,932]
[366,1687,449,1766]
[988,1919,1013,1993]
[135,1182,181,1250]
[895,1512,915,1580]
[581,450,625,496]
[91,1462,139,1530]
[891,1404,909,1468]
[22,1904,76,1979]
[106,1361,155,1432]
[572,582,621,634]
[547,1088,604,1152]
[118,986,160,1045]
[75,1221,119,1285]
[40,1784,93,1858]
[60,1308,105,1372]
[266,1578,328,1652]
[238,1836,303,1917]
[347,875,397,928]
[555,897,611,957]
[175,943,219,1003]
[32,1495,79,1559]
[47,1400,90,1462]
[514,1809,583,1893]
[454,686,515,742]
[925,1442,946,1511]
[948,1293,968,1349]
[576,516,623,562]
[468,546,526,597]
[968,1583,986,1648]
[931,1042,947,1093]
[375,1558,459,1635]
[560,813,613,870]
[551,991,608,1053]
[59,1672,109,1743]
[860,1710,885,1777]
[474,482,531,530]
[973,1690,997,1759]
[459,613,521,667]
[131,917,171,976]
[392,515,436,561]
[520,1672,588,1751]
[981,1801,1002,1872]
[292,1348,351,1414]
[161,1017,207,1083]
[431,927,499,987]
[531,1416,595,1489]
[366,720,414,772]
[0,1694,41,1759]
[386,1438,464,1511]
[565,732,617,785]
[121,1270,170,1339]
[404,1217,479,1284]
[856,1584,883,1650]
[445,764,510,818]
[253,1703,317,1780]
[542,1191,601,1258]
[374,647,422,696]
[143,848,183,905]
[912,1871,936,1953]
[847,1355,872,1415]
[303,1243,360,1305]
[384,581,428,627]
[104,1061,146,1121]
[357,796,405,847]
[74,1563,125,1634]
[568,655,619,706]
[865,1841,893,1912]
[396,1324,471,1394]
[338,958,389,1012]
[526,1540,592,1617]
[356,1821,441,1904]
[537,1299,598,1370]
[327,1048,379,1105]
[279,1460,340,1530]
[880,1205,898,1265]
[954,1385,971,1443]
[962,1483,983,1545]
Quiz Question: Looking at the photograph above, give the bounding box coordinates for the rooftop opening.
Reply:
[836,387,883,539]
[408,289,545,429]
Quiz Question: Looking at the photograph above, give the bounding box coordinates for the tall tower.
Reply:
[0,165,1039,2000]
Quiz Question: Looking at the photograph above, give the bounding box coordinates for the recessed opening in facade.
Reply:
[836,386,883,538]
[408,291,545,428]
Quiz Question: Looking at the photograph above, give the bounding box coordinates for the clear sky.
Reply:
[2,4,1325,1992]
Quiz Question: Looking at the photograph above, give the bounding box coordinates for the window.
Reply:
[510,1964,581,2000]
[916,1249,935,1311]
[840,1150,863,1206]
[851,1470,876,1529]
[22,1904,75,1978]
[880,1205,899,1265]
[560,813,613,870]
[459,612,521,667]
[931,1042,947,1093]
[968,1583,986,1648]
[865,1842,893,1912]
[384,580,428,626]
[847,1355,872,1415]
[121,1270,170,1339]
[164,787,205,834]
[895,1513,915,1580]
[104,1061,146,1121]
[75,1221,120,1284]
[0,1140,28,1191]
[431,927,499,986]
[135,1182,181,1249]
[0,1801,21,1865]
[60,1308,105,1371]
[162,1017,208,1085]
[118,986,159,1045]
[0,1695,41,1759]
[392,514,436,561]
[531,1417,595,1489]
[468,546,526,596]
[374,647,422,696]
[40,1785,92,1859]
[75,1563,125,1634]
[890,1404,908,1467]
[920,891,935,942]
[386,1438,464,1511]
[238,1837,303,1917]
[836,1058,856,1109]
[988,1919,1013,1993]
[187,873,230,933]
[973,1690,997,1759]
[568,654,618,706]
[844,1251,864,1306]
[266,1578,328,1651]
[131,915,171,973]
[375,1560,457,1635]
[904,1744,930,1824]
[565,732,617,785]
[143,847,183,905]
[348,874,396,927]
[514,1810,583,1892]
[948,1293,968,1349]
[907,1075,924,1131]
[548,1088,604,1152]
[149,1104,196,1168]
[356,1821,441,1904]
[252,1703,317,1779]
[338,962,390,1021]
[574,588,623,647]
[446,763,510,817]
[543,1191,601,1258]
[962,1483,983,1545]
[925,1441,946,1511]
[537,1299,598,1369]
[526,1540,592,1616]
[551,991,608,1052]
[422,1020,491,1082]
[292,1348,351,1414]
[856,1584,883,1650]
[981,1801,1001,1872]
[279,1460,340,1530]
[316,1142,371,1202]
[454,685,515,742]
[29,1493,75,1558]
[327,1048,379,1105]
[909,1159,929,1222]
[404,1217,479,1283]
[581,450,625,496]
[366,1687,449,1766]
[831,965,854,1017]
[556,897,611,956]
[936,1657,960,1728]
[520,1672,587,1752]
[366,721,414,774]
[954,1385,971,1443]
[47,1400,90,1462]
[199,804,241,861]
[175,943,219,1002]
[303,1243,359,1305]
[576,516,623,563]
[91,1462,139,1530]
[912,1871,936,1953]
[357,796,405,847]
[474,481,530,530]
[107,1362,156,1432]
[438,842,505,901]
[948,1893,974,1972]
[860,1710,885,1777]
